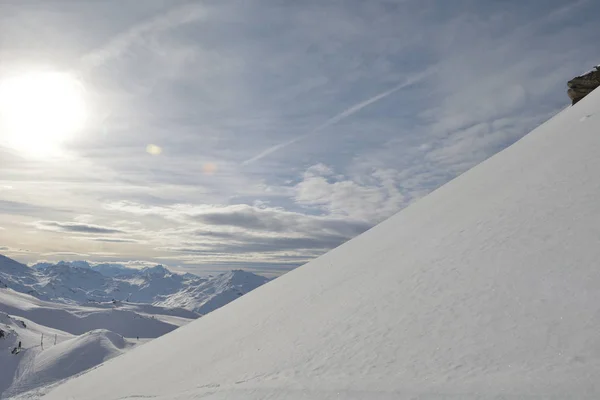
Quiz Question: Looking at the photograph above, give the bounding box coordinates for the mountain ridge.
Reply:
[1,255,270,315]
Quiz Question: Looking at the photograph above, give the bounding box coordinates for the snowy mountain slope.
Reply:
[3,330,132,399]
[0,255,40,298]
[42,89,600,399]
[0,286,194,399]
[1,256,269,314]
[0,288,191,338]
[154,270,270,314]
[1,311,74,397]
[0,312,139,400]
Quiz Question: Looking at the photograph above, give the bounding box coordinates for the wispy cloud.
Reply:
[86,237,141,243]
[80,3,206,70]
[42,251,90,257]
[0,246,30,253]
[243,70,431,165]
[32,221,126,234]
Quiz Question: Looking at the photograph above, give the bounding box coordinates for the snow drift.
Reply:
[43,91,600,399]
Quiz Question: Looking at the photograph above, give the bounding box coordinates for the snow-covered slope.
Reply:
[42,90,600,399]
[0,255,40,298]
[1,311,74,398]
[1,256,269,314]
[0,310,138,399]
[4,329,130,398]
[0,288,191,338]
[154,270,270,314]
[0,286,196,399]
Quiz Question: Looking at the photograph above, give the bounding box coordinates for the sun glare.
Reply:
[0,71,87,156]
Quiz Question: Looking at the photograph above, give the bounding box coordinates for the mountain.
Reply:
[0,257,266,398]
[41,89,600,399]
[89,263,137,278]
[0,255,40,297]
[154,270,271,315]
[0,256,269,314]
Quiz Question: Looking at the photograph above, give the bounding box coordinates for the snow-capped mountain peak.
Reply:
[139,265,171,277]
[0,255,269,314]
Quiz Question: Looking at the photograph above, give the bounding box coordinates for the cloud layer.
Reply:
[1,0,598,274]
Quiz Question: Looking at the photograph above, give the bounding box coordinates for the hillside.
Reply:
[41,88,600,399]
[0,307,138,399]
[0,287,195,399]
[154,270,271,314]
[0,288,190,338]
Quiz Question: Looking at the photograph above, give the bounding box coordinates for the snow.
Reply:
[154,269,270,314]
[3,329,131,399]
[0,257,268,398]
[38,89,600,399]
[1,257,269,313]
[0,288,190,337]
[0,286,195,399]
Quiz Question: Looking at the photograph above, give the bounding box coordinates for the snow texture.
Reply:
[39,89,600,399]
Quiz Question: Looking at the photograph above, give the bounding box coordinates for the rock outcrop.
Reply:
[568,65,600,105]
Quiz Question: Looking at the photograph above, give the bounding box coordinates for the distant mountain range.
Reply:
[0,254,270,315]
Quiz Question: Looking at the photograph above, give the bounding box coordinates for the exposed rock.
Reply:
[568,65,600,105]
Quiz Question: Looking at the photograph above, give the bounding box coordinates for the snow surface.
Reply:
[2,329,132,399]
[40,89,600,399]
[1,311,72,398]
[0,286,195,399]
[0,288,189,338]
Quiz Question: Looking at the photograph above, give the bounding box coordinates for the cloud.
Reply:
[295,164,406,222]
[0,200,67,216]
[89,252,119,257]
[81,3,206,69]
[87,237,141,243]
[105,198,373,266]
[106,200,371,236]
[42,252,90,257]
[33,221,125,234]
[0,246,29,253]
[159,234,349,256]
[242,69,432,165]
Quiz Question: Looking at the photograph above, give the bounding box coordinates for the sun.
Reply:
[0,71,87,156]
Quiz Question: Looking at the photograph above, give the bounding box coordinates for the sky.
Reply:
[0,0,598,277]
